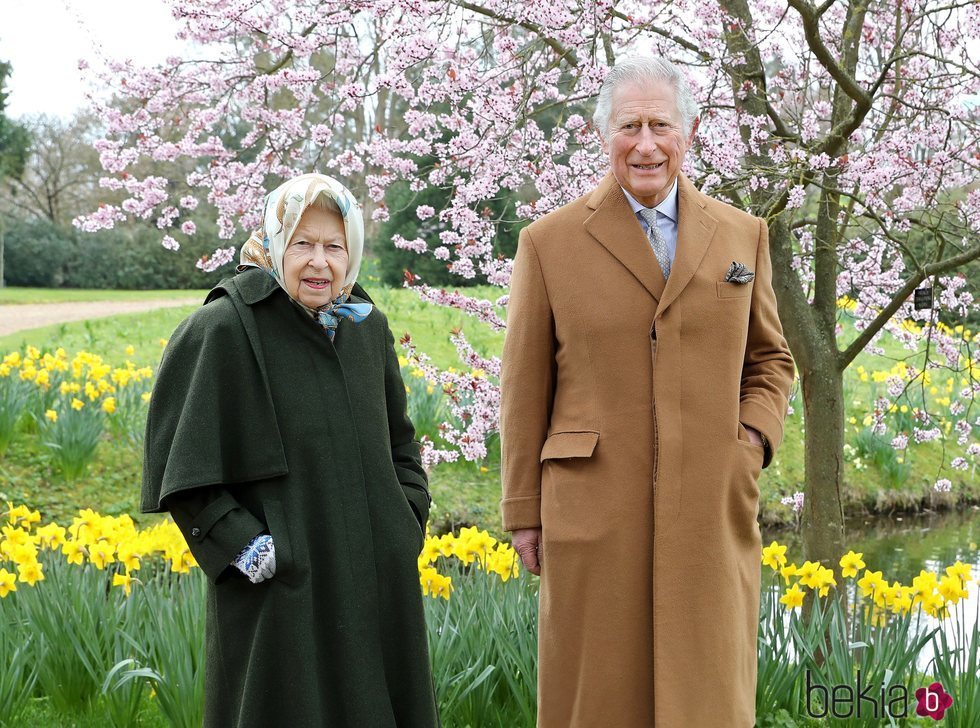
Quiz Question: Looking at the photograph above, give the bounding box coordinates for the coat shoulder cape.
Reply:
[141,269,375,513]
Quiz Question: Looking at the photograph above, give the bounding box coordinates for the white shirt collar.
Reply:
[621,177,679,223]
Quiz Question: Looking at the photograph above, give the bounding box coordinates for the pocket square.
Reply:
[724,261,755,284]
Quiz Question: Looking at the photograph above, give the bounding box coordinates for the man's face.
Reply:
[601,80,698,208]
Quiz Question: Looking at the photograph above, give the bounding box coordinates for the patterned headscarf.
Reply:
[239,173,372,340]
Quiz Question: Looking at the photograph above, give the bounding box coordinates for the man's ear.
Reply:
[687,116,701,146]
[598,128,608,155]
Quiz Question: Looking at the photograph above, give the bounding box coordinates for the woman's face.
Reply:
[283,205,349,307]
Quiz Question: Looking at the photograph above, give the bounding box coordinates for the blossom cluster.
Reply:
[399,332,501,466]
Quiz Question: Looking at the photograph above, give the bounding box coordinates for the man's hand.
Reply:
[512,527,542,576]
[743,424,764,447]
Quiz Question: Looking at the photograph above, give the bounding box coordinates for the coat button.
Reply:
[191,527,201,537]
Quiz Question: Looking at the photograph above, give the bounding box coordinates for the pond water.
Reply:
[761,506,980,673]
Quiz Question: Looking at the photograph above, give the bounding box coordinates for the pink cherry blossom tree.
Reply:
[77,0,980,568]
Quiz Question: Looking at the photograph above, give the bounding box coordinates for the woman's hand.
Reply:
[512,528,543,576]
[232,534,277,583]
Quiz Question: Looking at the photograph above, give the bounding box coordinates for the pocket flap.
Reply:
[539,431,599,462]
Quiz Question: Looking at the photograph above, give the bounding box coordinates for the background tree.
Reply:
[78,1,980,569]
[3,113,103,226]
[0,59,32,287]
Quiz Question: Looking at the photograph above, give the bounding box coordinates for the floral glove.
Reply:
[231,533,276,583]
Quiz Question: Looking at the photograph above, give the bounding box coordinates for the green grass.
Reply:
[12,696,167,727]
[0,288,207,305]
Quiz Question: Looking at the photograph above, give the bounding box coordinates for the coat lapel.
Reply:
[656,174,717,316]
[584,174,666,302]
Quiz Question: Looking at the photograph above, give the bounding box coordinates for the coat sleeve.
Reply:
[499,226,556,531]
[381,315,431,530]
[738,218,796,468]
[162,486,265,584]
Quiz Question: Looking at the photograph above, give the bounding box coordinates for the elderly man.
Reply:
[500,56,795,727]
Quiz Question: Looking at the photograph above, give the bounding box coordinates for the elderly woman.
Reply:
[141,173,440,727]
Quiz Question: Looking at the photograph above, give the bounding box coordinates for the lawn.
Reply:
[0,288,209,305]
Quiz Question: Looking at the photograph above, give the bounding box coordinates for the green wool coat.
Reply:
[141,267,440,728]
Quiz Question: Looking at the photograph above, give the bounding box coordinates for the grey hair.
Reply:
[309,193,342,214]
[592,56,700,139]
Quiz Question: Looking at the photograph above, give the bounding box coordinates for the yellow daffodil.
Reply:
[125,345,135,356]
[44,409,58,423]
[938,574,968,605]
[10,542,39,565]
[62,540,86,565]
[36,523,67,549]
[761,541,788,571]
[946,561,972,586]
[911,570,939,602]
[112,571,136,597]
[5,503,31,525]
[71,508,103,543]
[17,561,44,586]
[796,561,821,589]
[2,524,31,545]
[88,541,116,570]
[780,583,805,610]
[816,567,837,597]
[858,570,885,599]
[71,398,85,411]
[116,544,141,572]
[419,566,453,600]
[0,568,16,597]
[839,551,865,579]
[101,397,117,414]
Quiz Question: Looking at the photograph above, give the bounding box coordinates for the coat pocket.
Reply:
[716,280,752,299]
[539,430,599,462]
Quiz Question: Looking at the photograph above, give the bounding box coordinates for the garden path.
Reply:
[0,298,200,337]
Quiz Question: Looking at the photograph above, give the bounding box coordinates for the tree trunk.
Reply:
[800,362,846,566]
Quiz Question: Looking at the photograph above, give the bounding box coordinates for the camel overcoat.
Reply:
[500,173,795,728]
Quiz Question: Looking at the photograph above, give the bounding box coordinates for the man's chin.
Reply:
[626,180,671,207]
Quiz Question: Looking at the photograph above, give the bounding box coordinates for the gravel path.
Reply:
[0,298,201,337]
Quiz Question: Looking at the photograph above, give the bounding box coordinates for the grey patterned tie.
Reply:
[637,208,671,279]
